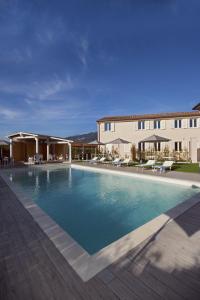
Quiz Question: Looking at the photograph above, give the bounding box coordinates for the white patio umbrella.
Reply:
[140,135,170,143]
[139,135,170,151]
[88,140,105,156]
[106,138,131,157]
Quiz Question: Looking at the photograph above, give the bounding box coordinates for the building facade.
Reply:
[97,104,200,162]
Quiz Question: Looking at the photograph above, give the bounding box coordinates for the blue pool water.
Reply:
[7,166,199,254]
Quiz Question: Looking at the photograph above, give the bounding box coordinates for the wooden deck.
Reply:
[0,169,200,299]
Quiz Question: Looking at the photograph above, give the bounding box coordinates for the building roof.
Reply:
[193,103,200,111]
[0,139,9,146]
[7,132,73,143]
[97,111,200,123]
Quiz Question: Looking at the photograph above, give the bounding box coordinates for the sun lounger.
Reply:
[112,158,121,165]
[98,157,106,163]
[116,158,131,166]
[135,160,156,169]
[89,156,99,164]
[153,161,174,173]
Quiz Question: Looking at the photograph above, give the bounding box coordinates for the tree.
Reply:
[131,144,136,161]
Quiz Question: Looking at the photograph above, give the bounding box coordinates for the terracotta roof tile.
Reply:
[97,111,200,122]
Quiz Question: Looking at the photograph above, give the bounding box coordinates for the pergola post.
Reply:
[9,139,13,159]
[35,137,39,155]
[47,139,50,161]
[68,143,72,163]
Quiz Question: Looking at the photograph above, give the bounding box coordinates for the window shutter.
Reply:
[197,118,200,128]
[171,120,174,129]
[111,122,115,132]
[161,120,166,129]
[135,122,138,131]
[145,121,150,130]
[149,121,154,130]
[182,119,188,129]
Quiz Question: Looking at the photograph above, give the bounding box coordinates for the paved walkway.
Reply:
[74,161,200,182]
[0,167,200,299]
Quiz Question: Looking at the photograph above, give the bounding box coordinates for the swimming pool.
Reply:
[7,165,199,255]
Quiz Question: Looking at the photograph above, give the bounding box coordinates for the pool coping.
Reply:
[1,164,200,282]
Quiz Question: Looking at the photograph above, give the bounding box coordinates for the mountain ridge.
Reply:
[66,132,97,143]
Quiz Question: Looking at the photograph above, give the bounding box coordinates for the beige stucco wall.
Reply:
[98,118,200,162]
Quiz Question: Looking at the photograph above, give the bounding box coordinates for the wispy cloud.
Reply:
[35,15,66,45]
[0,46,32,64]
[27,99,87,120]
[0,75,75,101]
[27,76,74,100]
[78,37,89,67]
[0,107,22,120]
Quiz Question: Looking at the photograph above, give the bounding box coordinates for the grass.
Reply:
[173,163,199,173]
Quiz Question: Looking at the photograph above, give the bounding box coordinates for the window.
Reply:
[104,122,111,131]
[174,119,182,128]
[175,142,182,152]
[138,142,145,151]
[154,120,161,129]
[189,118,197,128]
[155,142,161,151]
[138,121,145,130]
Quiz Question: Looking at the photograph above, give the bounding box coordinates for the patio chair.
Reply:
[28,157,34,165]
[3,157,9,166]
[58,154,64,161]
[34,154,44,164]
[48,154,53,161]
[153,161,174,173]
[135,160,156,169]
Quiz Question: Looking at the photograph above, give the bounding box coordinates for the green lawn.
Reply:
[173,163,199,173]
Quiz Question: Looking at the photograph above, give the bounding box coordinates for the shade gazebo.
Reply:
[106,138,131,157]
[88,140,105,156]
[106,138,130,145]
[7,132,73,163]
[139,135,170,159]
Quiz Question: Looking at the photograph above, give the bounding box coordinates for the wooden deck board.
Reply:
[108,278,139,300]
[0,171,200,299]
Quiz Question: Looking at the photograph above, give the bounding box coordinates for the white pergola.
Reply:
[7,132,73,163]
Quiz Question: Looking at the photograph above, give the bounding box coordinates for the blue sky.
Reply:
[0,0,200,138]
